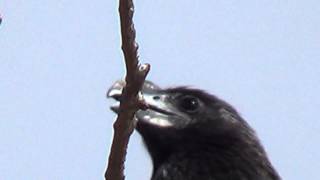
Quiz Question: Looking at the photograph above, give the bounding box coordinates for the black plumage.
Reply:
[108,80,281,180]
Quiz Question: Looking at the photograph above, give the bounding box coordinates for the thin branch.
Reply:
[104,0,150,180]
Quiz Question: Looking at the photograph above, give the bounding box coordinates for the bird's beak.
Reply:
[107,80,179,127]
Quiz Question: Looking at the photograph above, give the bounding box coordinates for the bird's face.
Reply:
[108,80,210,130]
[108,80,244,145]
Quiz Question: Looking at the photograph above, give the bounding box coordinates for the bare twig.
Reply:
[104,0,150,180]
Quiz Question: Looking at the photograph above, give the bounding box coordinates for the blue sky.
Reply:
[0,0,319,179]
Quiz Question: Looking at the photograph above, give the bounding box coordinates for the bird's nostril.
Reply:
[153,96,161,100]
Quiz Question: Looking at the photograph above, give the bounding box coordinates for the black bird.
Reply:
[108,80,281,180]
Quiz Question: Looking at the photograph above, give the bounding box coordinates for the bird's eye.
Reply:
[178,96,200,113]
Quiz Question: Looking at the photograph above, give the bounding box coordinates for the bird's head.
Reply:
[108,80,258,160]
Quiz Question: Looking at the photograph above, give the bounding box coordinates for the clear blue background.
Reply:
[1,0,319,179]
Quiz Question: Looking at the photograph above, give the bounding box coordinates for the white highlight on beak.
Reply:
[111,101,120,108]
[148,118,173,127]
[108,88,122,97]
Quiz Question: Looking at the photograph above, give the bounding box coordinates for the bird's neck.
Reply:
[151,135,280,180]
